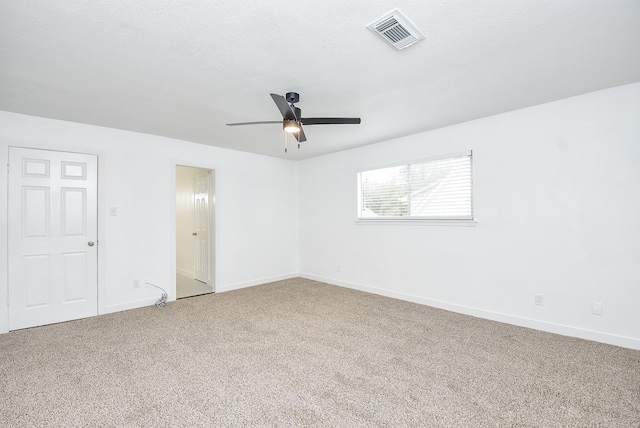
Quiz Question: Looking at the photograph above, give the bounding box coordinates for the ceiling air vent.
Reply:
[367,9,424,51]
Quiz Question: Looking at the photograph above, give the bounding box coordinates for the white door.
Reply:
[193,173,209,283]
[8,147,98,330]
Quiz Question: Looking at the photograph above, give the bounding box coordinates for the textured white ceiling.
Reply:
[1,1,640,159]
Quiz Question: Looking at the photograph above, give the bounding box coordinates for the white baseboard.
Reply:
[299,273,640,351]
[217,272,299,293]
[101,297,162,315]
[99,273,297,316]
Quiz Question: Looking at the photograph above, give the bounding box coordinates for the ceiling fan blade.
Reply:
[270,93,297,120]
[294,126,307,143]
[226,120,284,126]
[301,117,361,125]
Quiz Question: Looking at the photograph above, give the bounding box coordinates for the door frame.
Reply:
[171,161,216,296]
[1,146,10,333]
[1,145,106,334]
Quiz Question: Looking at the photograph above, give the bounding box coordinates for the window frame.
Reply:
[356,150,476,226]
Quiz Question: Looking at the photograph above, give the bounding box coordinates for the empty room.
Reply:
[1,1,639,426]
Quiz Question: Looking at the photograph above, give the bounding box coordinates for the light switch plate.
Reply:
[592,301,603,316]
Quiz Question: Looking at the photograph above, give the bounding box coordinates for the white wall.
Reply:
[298,83,640,349]
[0,111,298,333]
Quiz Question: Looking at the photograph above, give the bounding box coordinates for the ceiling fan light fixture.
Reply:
[283,120,300,133]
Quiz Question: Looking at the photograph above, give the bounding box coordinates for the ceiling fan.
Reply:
[226,92,361,151]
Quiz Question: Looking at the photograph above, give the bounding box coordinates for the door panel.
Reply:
[62,252,87,302]
[194,173,209,283]
[23,187,50,237]
[23,158,50,177]
[61,188,86,236]
[9,147,98,330]
[23,255,50,308]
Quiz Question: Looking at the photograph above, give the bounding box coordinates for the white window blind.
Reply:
[358,152,473,220]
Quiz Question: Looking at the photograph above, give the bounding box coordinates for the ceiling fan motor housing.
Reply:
[285,92,300,104]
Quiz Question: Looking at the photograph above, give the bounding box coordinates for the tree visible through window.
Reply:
[358,152,473,220]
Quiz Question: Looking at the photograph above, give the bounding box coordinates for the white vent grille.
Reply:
[367,9,424,50]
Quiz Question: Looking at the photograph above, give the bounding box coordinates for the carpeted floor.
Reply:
[1,278,639,427]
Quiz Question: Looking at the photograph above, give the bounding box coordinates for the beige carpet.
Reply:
[1,278,638,427]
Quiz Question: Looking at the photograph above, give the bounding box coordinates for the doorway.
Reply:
[175,165,215,298]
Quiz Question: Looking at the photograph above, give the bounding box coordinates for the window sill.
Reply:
[355,219,477,227]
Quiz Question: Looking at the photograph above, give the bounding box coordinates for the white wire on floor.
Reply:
[146,281,168,308]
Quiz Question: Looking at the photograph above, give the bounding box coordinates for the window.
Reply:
[357,151,473,221]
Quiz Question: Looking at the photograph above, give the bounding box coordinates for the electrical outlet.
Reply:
[109,207,118,216]
[337,265,341,272]
[535,294,544,306]
[133,279,140,289]
[143,280,150,288]
[592,301,603,316]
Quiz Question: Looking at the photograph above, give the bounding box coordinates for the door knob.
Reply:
[88,241,95,246]
[192,232,197,236]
